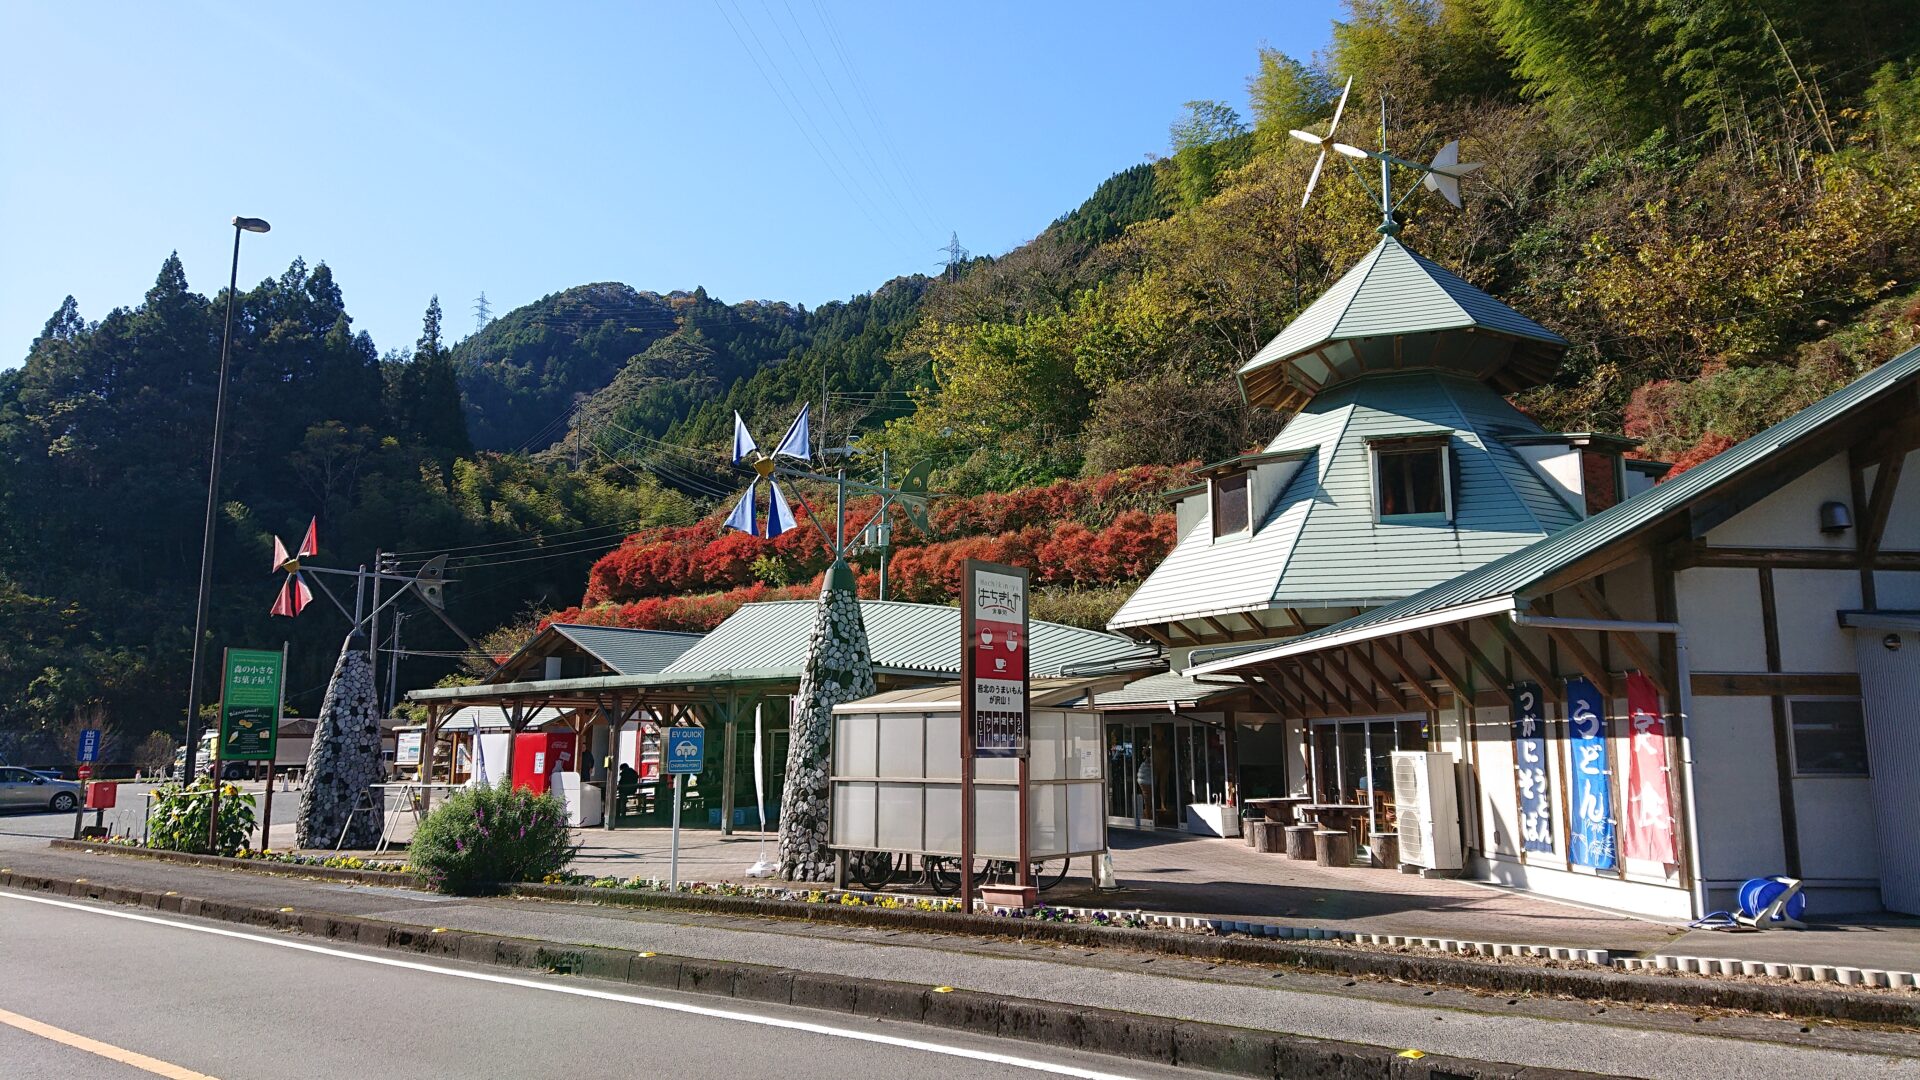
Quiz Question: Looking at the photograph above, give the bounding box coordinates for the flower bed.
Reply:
[536,872,1152,926]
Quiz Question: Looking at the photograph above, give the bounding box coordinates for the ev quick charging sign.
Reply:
[1566,676,1617,870]
[665,727,705,775]
[1509,681,1555,855]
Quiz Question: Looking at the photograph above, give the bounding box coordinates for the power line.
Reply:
[712,0,914,250]
[808,0,944,229]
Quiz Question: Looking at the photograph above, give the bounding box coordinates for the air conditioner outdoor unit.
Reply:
[1393,750,1463,873]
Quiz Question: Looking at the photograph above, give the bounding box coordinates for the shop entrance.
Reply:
[1308,716,1429,840]
[1104,718,1228,831]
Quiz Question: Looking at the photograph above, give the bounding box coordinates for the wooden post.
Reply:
[419,704,440,813]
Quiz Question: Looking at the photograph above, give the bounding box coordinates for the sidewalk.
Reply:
[262,814,1920,971]
[3,839,1914,1080]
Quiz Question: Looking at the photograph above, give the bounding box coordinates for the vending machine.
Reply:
[510,731,577,794]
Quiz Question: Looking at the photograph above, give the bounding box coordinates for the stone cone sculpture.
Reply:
[778,559,874,881]
[296,633,385,850]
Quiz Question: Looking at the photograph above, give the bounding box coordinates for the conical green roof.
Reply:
[1238,236,1566,410]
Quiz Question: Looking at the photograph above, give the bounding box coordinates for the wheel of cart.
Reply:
[850,850,898,892]
[922,856,1070,894]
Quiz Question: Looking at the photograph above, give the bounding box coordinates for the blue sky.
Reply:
[1,1,1340,366]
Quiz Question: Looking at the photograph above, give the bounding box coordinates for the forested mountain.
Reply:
[8,0,1920,767]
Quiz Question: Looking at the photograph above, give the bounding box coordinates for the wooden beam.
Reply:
[1283,661,1331,715]
[1344,644,1410,711]
[1294,658,1353,715]
[1236,612,1267,637]
[1690,671,1861,696]
[1320,649,1388,712]
[1373,636,1440,711]
[1669,544,1920,571]
[1283,607,1310,634]
[1403,630,1473,704]
[1486,617,1555,690]
[1133,624,1176,647]
[1568,582,1669,685]
[1440,622,1508,692]
[1247,670,1303,718]
[1200,614,1263,642]
[1862,454,1905,560]
[1542,626,1614,698]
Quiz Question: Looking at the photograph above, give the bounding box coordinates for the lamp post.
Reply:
[181,216,270,785]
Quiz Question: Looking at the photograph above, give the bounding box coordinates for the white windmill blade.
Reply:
[1332,142,1370,159]
[1425,139,1483,177]
[1288,129,1324,145]
[1301,150,1327,208]
[1326,76,1351,139]
[1423,170,1463,208]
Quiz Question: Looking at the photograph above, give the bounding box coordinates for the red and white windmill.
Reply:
[269,518,319,617]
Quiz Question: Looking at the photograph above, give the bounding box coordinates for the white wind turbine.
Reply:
[1288,76,1353,209]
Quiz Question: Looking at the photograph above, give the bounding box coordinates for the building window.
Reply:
[1581,450,1620,515]
[1790,699,1869,777]
[1212,472,1250,537]
[1373,441,1450,520]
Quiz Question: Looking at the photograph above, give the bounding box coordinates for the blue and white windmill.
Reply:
[724,404,811,539]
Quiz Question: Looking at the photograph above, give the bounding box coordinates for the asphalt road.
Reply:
[0,782,283,849]
[0,891,1205,1080]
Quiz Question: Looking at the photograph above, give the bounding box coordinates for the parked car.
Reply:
[0,766,82,812]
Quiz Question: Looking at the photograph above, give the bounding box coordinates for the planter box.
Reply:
[1185,803,1239,837]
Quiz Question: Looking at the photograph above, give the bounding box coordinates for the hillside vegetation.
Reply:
[7,0,1920,760]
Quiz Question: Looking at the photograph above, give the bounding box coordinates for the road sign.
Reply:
[965,563,1029,759]
[76,764,93,781]
[218,648,283,761]
[665,728,705,775]
[76,728,102,764]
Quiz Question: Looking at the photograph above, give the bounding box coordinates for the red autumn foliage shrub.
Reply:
[1665,432,1736,476]
[580,467,1192,608]
[545,581,819,634]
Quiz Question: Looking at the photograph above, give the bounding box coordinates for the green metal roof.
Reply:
[1090,670,1245,710]
[662,600,1145,680]
[1238,236,1566,409]
[1190,343,1920,675]
[549,624,703,675]
[1110,371,1581,631]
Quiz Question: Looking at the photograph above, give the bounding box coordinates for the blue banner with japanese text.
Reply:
[1510,681,1554,854]
[1566,676,1617,870]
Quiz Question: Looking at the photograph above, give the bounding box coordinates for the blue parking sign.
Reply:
[77,729,102,764]
[664,727,705,775]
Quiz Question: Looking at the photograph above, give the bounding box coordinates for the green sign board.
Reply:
[218,648,283,762]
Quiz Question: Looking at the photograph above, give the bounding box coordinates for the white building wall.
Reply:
[1703,453,1855,550]
[1773,569,1863,670]
[1675,568,1767,670]
[1872,447,1920,549]
[1685,695,1790,887]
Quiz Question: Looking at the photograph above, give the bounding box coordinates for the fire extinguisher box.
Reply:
[510,732,577,794]
[85,781,117,810]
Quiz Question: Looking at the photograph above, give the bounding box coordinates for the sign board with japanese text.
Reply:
[1565,676,1617,870]
[665,727,706,775]
[76,728,102,764]
[218,648,283,762]
[964,562,1029,759]
[396,730,423,768]
[1509,681,1554,855]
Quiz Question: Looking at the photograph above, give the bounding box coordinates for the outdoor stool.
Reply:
[1253,821,1286,853]
[1284,824,1317,860]
[1369,830,1399,868]
[1315,829,1354,867]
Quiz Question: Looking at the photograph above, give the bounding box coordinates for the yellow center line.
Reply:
[0,1006,219,1080]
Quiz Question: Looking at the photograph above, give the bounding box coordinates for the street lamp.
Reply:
[181,215,271,783]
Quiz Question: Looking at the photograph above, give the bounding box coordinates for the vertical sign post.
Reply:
[73,728,102,839]
[960,560,1031,911]
[664,726,705,890]
[213,648,283,852]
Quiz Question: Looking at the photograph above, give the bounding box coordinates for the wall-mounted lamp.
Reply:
[1820,500,1853,535]
[1885,634,1903,652]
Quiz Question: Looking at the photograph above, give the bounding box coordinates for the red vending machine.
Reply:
[510,731,578,794]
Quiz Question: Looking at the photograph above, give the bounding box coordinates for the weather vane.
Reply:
[1290,78,1483,234]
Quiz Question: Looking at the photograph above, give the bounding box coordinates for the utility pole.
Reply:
[368,552,382,710]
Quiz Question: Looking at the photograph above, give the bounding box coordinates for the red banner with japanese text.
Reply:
[1623,672,1677,864]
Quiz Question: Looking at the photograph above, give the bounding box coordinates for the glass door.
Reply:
[1106,722,1141,826]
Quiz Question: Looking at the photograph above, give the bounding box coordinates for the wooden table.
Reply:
[1242,796,1312,823]
[1295,802,1373,852]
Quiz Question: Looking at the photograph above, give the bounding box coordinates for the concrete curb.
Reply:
[32,843,1918,1026]
[46,838,412,888]
[0,868,1597,1080]
[512,882,1920,1028]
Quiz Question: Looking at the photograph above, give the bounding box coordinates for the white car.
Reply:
[0,766,82,812]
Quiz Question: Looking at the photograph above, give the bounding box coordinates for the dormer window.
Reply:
[1212,472,1250,538]
[1368,434,1453,523]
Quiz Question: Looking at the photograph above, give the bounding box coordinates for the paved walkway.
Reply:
[3,840,1913,1080]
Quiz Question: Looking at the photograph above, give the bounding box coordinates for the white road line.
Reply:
[0,891,1146,1080]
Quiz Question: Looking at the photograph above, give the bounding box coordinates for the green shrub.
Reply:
[146,777,256,856]
[408,783,575,894]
